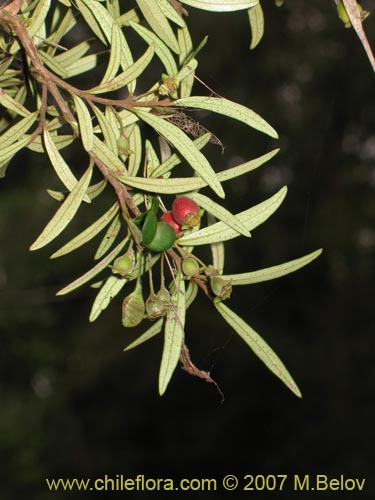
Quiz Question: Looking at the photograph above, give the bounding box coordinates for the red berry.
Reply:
[160,211,182,234]
[172,196,201,228]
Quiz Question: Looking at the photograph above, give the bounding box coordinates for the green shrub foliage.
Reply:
[0,0,322,397]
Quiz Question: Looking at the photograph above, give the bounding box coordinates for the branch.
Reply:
[180,343,224,402]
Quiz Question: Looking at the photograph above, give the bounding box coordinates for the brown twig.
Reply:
[0,10,174,118]
[88,151,141,217]
[180,343,224,402]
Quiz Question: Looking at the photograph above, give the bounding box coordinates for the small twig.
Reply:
[180,343,224,402]
[88,151,141,217]
[0,10,174,115]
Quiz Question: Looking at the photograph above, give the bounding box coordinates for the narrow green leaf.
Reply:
[46,8,76,54]
[185,280,198,307]
[94,214,121,260]
[180,0,258,11]
[118,174,205,194]
[30,162,94,251]
[72,95,94,151]
[117,8,140,26]
[51,202,119,258]
[87,179,107,200]
[159,275,185,395]
[175,96,278,138]
[217,148,279,182]
[152,133,211,178]
[79,0,135,91]
[175,59,198,88]
[222,249,323,285]
[124,318,164,351]
[0,56,14,77]
[0,111,38,149]
[57,238,128,296]
[248,2,264,49]
[99,22,122,84]
[0,88,30,117]
[92,105,118,154]
[55,41,91,68]
[89,274,128,322]
[105,0,120,18]
[134,109,224,198]
[145,139,160,176]
[92,136,127,176]
[158,0,185,27]
[39,51,69,78]
[44,128,90,200]
[0,135,30,164]
[136,0,180,54]
[119,148,277,194]
[127,123,142,176]
[208,214,225,273]
[215,302,301,397]
[89,45,154,94]
[177,23,195,98]
[27,0,51,38]
[178,186,287,245]
[129,21,178,76]
[46,189,65,202]
[27,134,74,153]
[189,192,251,237]
[75,0,108,44]
[118,109,140,127]
[64,54,99,78]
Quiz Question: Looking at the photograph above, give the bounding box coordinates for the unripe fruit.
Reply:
[182,257,200,277]
[146,221,176,252]
[157,286,171,304]
[112,250,135,277]
[160,211,181,235]
[122,282,145,327]
[172,196,201,228]
[145,293,165,319]
[210,276,232,301]
[141,210,158,245]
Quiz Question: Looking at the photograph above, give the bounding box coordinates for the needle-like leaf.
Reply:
[215,302,302,397]
[30,162,94,250]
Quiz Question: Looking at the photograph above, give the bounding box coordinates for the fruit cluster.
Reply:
[112,194,233,328]
[141,195,203,253]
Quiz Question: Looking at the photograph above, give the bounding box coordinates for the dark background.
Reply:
[0,1,374,498]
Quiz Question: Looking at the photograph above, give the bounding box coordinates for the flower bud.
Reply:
[158,74,179,99]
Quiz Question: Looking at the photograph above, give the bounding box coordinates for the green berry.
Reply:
[112,250,135,277]
[210,276,232,301]
[145,221,176,252]
[182,257,200,277]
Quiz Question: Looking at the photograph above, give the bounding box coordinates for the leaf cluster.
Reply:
[0,0,321,398]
